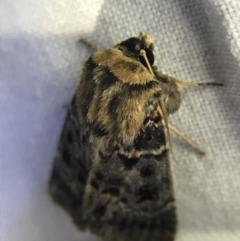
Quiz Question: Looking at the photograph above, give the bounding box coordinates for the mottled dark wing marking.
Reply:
[48,58,98,228]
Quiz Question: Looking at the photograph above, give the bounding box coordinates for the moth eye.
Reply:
[145,48,154,66]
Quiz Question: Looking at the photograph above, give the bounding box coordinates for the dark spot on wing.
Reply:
[62,149,70,165]
[82,135,87,143]
[77,172,86,185]
[108,177,123,186]
[140,165,154,178]
[136,185,159,203]
[138,220,147,229]
[134,124,165,150]
[153,91,161,99]
[91,123,108,137]
[143,116,150,125]
[102,187,120,196]
[93,204,106,217]
[118,153,139,169]
[95,172,104,181]
[75,129,80,136]
[90,179,99,189]
[67,131,73,143]
[121,197,128,204]
[86,56,98,69]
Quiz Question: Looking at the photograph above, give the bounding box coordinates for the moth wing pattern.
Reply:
[48,96,95,228]
[48,33,180,241]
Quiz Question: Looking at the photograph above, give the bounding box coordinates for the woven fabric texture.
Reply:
[1,0,240,240]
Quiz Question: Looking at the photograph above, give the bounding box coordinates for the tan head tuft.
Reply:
[138,32,154,51]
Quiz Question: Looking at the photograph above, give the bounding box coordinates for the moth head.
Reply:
[115,32,155,68]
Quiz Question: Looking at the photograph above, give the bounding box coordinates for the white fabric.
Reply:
[1,0,240,240]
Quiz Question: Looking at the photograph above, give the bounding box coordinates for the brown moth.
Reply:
[48,32,222,241]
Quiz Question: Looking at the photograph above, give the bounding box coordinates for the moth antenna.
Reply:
[169,123,205,155]
[139,49,154,75]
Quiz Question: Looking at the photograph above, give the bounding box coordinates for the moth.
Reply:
[48,32,222,241]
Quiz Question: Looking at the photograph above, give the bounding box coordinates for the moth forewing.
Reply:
[48,32,222,241]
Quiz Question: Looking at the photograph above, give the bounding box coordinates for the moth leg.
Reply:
[163,74,223,87]
[79,38,98,52]
[169,123,205,155]
[177,81,223,87]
